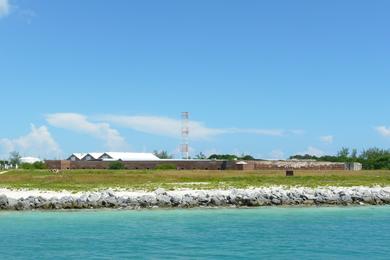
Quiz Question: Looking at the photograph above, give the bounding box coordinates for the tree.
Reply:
[337,147,349,159]
[109,161,126,170]
[289,147,390,170]
[289,154,318,160]
[153,150,173,159]
[9,151,21,166]
[194,152,207,160]
[350,149,358,159]
[359,148,390,170]
[240,155,255,160]
[208,154,256,161]
[208,154,239,160]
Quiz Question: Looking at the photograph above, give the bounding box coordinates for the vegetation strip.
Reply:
[1,170,390,191]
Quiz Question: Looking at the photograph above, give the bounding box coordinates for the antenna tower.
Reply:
[181,112,189,159]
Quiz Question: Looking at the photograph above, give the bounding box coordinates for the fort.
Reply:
[44,159,361,171]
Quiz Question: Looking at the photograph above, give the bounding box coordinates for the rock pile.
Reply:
[1,186,390,211]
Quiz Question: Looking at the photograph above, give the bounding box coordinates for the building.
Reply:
[45,158,362,171]
[67,153,87,161]
[67,152,160,161]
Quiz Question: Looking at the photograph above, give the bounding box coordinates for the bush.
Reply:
[109,161,126,170]
[20,163,35,170]
[20,162,47,170]
[155,164,177,170]
[33,161,47,169]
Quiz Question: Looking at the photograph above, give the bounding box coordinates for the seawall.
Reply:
[1,186,390,210]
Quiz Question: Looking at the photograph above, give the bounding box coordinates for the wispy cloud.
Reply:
[375,126,390,137]
[0,125,61,159]
[46,113,128,151]
[100,114,299,140]
[0,0,10,17]
[99,115,225,140]
[320,135,334,144]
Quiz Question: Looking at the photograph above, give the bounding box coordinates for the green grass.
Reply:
[0,169,390,191]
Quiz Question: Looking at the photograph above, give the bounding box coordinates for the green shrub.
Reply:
[33,161,47,169]
[20,163,35,170]
[109,161,126,170]
[155,164,177,170]
[20,161,47,170]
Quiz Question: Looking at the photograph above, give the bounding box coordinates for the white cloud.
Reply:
[99,115,294,140]
[99,115,224,140]
[0,125,61,159]
[299,146,325,157]
[46,113,128,151]
[0,0,10,17]
[375,126,390,137]
[320,135,334,144]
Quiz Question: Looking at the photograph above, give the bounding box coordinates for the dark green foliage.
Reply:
[288,154,318,160]
[290,147,390,170]
[208,154,256,161]
[155,164,177,170]
[153,150,174,159]
[194,152,207,160]
[20,161,47,170]
[240,155,255,160]
[9,151,21,165]
[0,160,9,166]
[359,148,390,170]
[109,161,126,170]
[33,161,47,169]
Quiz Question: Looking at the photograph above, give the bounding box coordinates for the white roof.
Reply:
[69,153,87,160]
[83,153,104,160]
[20,157,42,164]
[236,161,248,165]
[101,152,160,161]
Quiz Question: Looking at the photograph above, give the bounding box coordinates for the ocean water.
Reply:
[1,207,390,259]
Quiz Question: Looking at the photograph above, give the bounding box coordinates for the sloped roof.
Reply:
[101,152,160,161]
[68,153,87,160]
[82,153,104,160]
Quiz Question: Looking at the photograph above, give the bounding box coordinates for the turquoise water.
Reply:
[1,207,390,259]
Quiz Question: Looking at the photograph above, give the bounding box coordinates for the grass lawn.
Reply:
[0,169,390,191]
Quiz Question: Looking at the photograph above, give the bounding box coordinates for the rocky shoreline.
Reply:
[1,186,390,211]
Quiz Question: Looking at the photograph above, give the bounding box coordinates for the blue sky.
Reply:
[0,0,389,159]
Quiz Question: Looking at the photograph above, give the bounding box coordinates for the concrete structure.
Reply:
[345,162,363,171]
[45,159,360,171]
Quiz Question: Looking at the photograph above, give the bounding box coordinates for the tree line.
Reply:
[290,147,390,170]
[154,147,390,170]
[5,147,390,170]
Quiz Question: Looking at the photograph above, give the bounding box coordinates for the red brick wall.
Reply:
[44,160,347,171]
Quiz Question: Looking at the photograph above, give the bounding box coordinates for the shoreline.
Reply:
[1,186,390,211]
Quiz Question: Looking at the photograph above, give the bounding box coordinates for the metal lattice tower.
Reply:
[181,112,189,159]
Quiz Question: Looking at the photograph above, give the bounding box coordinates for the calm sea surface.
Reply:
[1,206,390,259]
